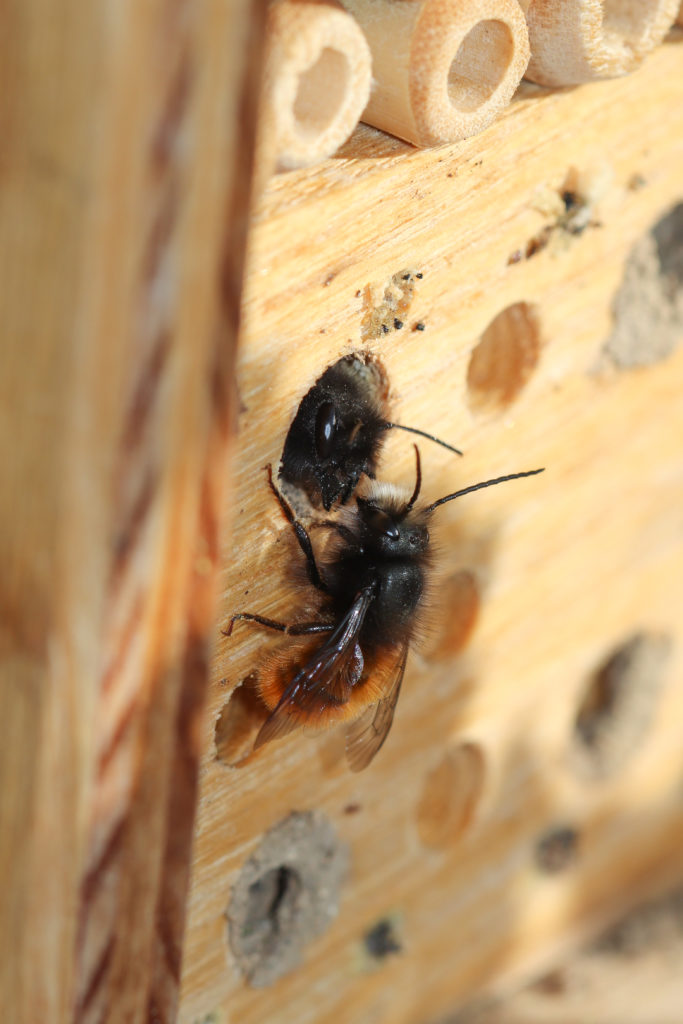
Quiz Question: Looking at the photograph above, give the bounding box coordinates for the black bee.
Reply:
[227,450,544,771]
[278,353,462,511]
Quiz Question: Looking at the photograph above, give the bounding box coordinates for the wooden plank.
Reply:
[0,2,266,1022]
[179,36,683,1024]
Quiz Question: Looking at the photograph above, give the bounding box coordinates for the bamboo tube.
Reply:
[340,0,530,147]
[519,0,680,86]
[262,0,372,170]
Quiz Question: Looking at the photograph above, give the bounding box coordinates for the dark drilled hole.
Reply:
[536,826,579,874]
[364,918,402,960]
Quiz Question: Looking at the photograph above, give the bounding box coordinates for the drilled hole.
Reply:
[364,917,402,960]
[214,675,267,768]
[417,742,486,849]
[424,570,480,662]
[448,20,514,113]
[227,812,348,987]
[293,48,349,138]
[467,302,541,413]
[536,826,579,874]
[605,202,683,368]
[573,633,670,780]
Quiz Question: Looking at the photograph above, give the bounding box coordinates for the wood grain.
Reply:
[0,2,265,1022]
[180,37,683,1024]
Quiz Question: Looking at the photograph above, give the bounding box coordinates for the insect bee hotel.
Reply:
[5,4,683,1024]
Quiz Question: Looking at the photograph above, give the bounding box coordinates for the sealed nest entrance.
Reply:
[604,202,683,368]
[227,811,348,987]
[572,633,671,780]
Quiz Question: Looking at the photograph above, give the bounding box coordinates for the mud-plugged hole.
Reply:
[417,742,486,849]
[604,202,683,368]
[293,49,349,138]
[424,570,480,662]
[227,811,348,987]
[573,633,671,780]
[535,825,579,875]
[449,21,514,112]
[467,302,541,413]
[214,675,267,768]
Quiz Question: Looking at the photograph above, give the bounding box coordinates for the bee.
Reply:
[278,353,462,511]
[227,450,544,771]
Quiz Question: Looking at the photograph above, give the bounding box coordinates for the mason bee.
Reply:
[278,353,462,511]
[227,451,544,771]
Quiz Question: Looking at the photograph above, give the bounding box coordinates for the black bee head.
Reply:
[356,495,430,557]
[279,355,388,510]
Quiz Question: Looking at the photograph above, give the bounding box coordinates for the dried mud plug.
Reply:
[278,351,462,511]
[604,203,683,369]
[572,632,671,779]
[227,811,348,987]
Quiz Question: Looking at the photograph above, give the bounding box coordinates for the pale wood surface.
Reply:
[455,886,683,1024]
[0,2,265,1022]
[179,36,683,1024]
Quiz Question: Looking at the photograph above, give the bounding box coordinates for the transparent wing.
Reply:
[254,586,374,749]
[344,644,408,772]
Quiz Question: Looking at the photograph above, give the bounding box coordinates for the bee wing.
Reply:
[344,643,409,772]
[254,586,375,750]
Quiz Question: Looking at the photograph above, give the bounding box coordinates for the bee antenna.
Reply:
[383,422,463,456]
[425,468,545,513]
[404,445,422,513]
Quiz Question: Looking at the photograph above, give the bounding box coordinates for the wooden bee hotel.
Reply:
[2,3,683,1023]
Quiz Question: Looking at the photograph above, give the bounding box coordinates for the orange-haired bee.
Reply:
[278,353,462,511]
[227,451,544,771]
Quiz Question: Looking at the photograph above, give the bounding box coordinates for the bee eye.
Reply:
[315,401,337,460]
[365,506,399,540]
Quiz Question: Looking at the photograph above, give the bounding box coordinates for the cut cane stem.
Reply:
[262,0,372,171]
[341,0,530,147]
[519,0,680,86]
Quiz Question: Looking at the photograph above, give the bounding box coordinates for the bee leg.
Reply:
[224,613,333,638]
[310,520,357,544]
[265,465,329,592]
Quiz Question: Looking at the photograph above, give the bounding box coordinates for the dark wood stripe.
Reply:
[100,588,143,697]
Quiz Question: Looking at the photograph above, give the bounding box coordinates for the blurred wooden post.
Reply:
[0,2,265,1022]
